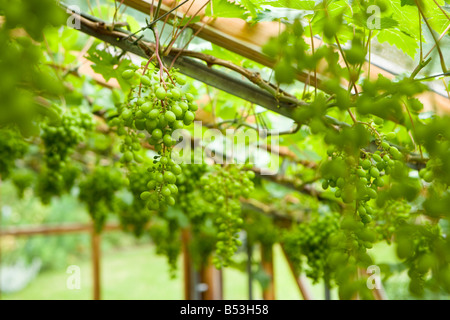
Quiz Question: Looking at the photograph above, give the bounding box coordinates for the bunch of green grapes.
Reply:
[119,165,153,237]
[11,169,35,198]
[148,218,181,278]
[283,214,339,284]
[199,164,255,268]
[322,133,405,225]
[109,62,198,212]
[176,163,211,223]
[37,108,93,203]
[0,128,28,178]
[79,166,125,232]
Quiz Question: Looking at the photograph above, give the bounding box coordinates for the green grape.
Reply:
[79,166,125,232]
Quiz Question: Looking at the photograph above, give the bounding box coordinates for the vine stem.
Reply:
[415,0,447,73]
[138,53,156,96]
[357,121,382,140]
[152,27,167,89]
[163,0,211,56]
[403,100,423,159]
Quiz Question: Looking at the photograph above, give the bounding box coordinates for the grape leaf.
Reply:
[86,49,131,89]
[401,0,415,6]
[205,0,247,19]
[377,29,419,58]
[239,0,260,18]
[177,15,201,27]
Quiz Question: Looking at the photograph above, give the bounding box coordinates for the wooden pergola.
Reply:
[2,0,442,301]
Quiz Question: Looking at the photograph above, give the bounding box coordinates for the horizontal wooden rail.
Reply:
[0,222,121,237]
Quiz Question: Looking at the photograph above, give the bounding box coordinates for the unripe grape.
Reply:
[171,105,183,119]
[140,191,151,200]
[370,167,380,178]
[372,154,382,162]
[164,171,176,183]
[164,111,176,123]
[141,75,151,86]
[151,128,163,140]
[136,98,146,106]
[140,102,152,113]
[171,88,181,100]
[155,87,166,100]
[122,69,134,79]
[185,93,194,102]
[361,159,371,170]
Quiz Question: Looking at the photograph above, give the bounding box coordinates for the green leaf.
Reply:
[401,0,415,6]
[86,49,131,89]
[177,15,201,27]
[126,15,141,33]
[239,0,260,17]
[377,29,418,58]
[205,0,247,19]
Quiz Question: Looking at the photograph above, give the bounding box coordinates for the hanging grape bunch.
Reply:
[200,164,255,268]
[0,128,28,179]
[283,213,339,284]
[37,108,93,203]
[321,129,410,225]
[176,163,211,224]
[79,166,125,232]
[109,61,198,213]
[118,165,153,237]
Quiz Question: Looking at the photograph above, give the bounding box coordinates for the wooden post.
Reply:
[182,229,193,300]
[91,229,101,300]
[199,257,222,300]
[261,244,275,300]
[247,241,253,300]
[280,244,313,300]
[0,178,2,300]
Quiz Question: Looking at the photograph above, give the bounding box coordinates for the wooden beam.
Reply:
[182,228,193,300]
[120,0,450,113]
[91,230,101,300]
[120,0,282,68]
[0,222,121,237]
[261,244,275,300]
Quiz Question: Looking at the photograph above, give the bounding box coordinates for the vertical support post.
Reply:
[261,243,275,300]
[325,283,331,300]
[182,229,193,300]
[0,178,2,300]
[199,256,222,300]
[0,179,2,300]
[247,241,253,300]
[91,229,101,300]
[280,244,313,300]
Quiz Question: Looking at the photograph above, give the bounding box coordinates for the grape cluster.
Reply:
[0,128,28,179]
[283,214,339,284]
[109,63,198,212]
[37,108,93,203]
[118,165,153,237]
[78,166,125,232]
[11,169,34,198]
[322,134,405,225]
[200,165,255,268]
[176,163,210,223]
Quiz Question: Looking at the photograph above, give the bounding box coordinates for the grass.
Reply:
[2,243,329,300]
